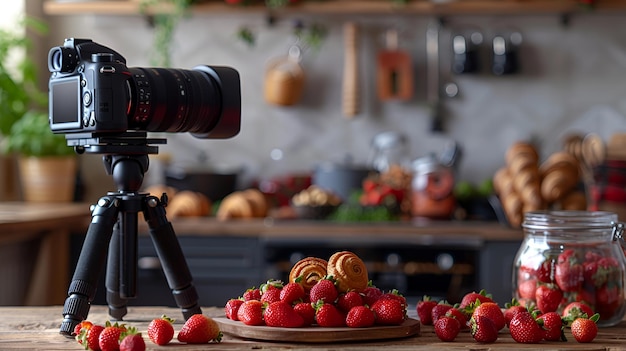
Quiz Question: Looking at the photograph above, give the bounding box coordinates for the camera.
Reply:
[48,38,240,140]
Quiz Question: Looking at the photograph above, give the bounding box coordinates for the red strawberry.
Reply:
[261,279,284,304]
[504,299,527,327]
[517,278,537,300]
[74,320,92,338]
[444,307,468,329]
[434,315,461,342]
[430,301,453,323]
[280,282,305,304]
[99,322,125,351]
[570,314,599,343]
[459,289,494,308]
[371,297,406,325]
[119,328,145,351]
[346,305,375,328]
[555,249,584,292]
[416,296,438,325]
[243,287,261,301]
[224,299,244,321]
[535,283,563,314]
[177,314,222,344]
[538,311,565,341]
[77,323,104,351]
[562,301,594,320]
[472,302,505,331]
[509,311,544,343]
[379,289,407,309]
[469,315,498,343]
[536,258,555,283]
[315,302,346,327]
[337,291,364,313]
[237,300,265,326]
[309,278,338,304]
[293,302,316,326]
[596,284,623,318]
[264,301,305,328]
[361,285,383,306]
[147,315,174,346]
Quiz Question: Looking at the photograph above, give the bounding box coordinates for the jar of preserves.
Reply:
[410,154,456,219]
[513,210,626,326]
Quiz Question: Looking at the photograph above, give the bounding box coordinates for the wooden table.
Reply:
[2,305,626,350]
[0,202,90,305]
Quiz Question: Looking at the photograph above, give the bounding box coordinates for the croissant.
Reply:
[289,257,328,292]
[327,251,369,293]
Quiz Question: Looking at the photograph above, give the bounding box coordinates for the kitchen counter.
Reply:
[2,305,626,350]
[0,202,90,306]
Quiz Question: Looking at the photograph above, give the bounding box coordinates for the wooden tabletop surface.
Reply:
[2,305,626,350]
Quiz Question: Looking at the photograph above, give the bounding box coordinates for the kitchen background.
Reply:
[11,3,626,202]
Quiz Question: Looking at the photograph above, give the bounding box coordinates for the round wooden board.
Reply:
[215,317,420,343]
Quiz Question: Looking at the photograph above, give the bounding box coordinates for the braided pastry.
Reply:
[289,257,328,292]
[327,251,368,293]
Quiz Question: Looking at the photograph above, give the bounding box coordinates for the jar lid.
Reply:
[522,210,618,231]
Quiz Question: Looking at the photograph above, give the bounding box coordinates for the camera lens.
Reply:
[48,47,79,73]
[126,66,240,138]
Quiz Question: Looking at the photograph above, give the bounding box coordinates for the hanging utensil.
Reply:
[342,22,359,118]
[377,29,413,101]
[426,20,443,132]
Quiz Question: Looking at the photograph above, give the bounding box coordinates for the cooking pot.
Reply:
[312,162,376,201]
[165,168,239,202]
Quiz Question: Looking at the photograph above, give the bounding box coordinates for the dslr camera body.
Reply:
[48,38,240,141]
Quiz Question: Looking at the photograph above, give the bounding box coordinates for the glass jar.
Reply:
[410,155,456,219]
[513,210,626,327]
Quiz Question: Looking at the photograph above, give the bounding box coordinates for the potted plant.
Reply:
[0,19,77,202]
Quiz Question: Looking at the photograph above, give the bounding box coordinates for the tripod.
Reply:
[59,133,202,336]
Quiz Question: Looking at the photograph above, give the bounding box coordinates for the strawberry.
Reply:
[293,302,316,326]
[77,323,104,351]
[504,298,527,327]
[416,296,438,325]
[177,314,222,344]
[243,287,261,301]
[99,322,125,351]
[459,289,494,308]
[469,315,498,343]
[596,284,623,319]
[361,285,383,306]
[264,301,305,328]
[471,302,505,331]
[74,320,92,338]
[147,315,174,346]
[444,307,468,329]
[337,291,364,313]
[538,311,565,341]
[261,279,284,304]
[309,278,338,304]
[555,249,584,292]
[345,305,375,328]
[535,283,563,314]
[509,310,544,343]
[379,289,407,308]
[430,301,453,323]
[570,314,600,343]
[224,299,244,321]
[562,301,594,325]
[537,258,556,283]
[280,282,305,304]
[315,302,346,327]
[434,315,461,342]
[517,278,537,300]
[119,328,145,351]
[371,297,406,325]
[237,300,265,326]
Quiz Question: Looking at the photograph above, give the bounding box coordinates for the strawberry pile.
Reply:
[73,314,221,350]
[224,277,408,328]
[419,290,600,344]
[516,248,624,324]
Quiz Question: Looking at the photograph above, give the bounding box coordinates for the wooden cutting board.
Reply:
[215,317,420,343]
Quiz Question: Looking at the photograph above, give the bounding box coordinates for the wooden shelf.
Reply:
[43,0,626,16]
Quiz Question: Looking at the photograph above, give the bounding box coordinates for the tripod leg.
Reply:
[105,220,127,320]
[143,195,202,320]
[60,197,119,337]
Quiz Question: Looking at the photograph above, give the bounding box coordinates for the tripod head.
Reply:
[66,132,166,193]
